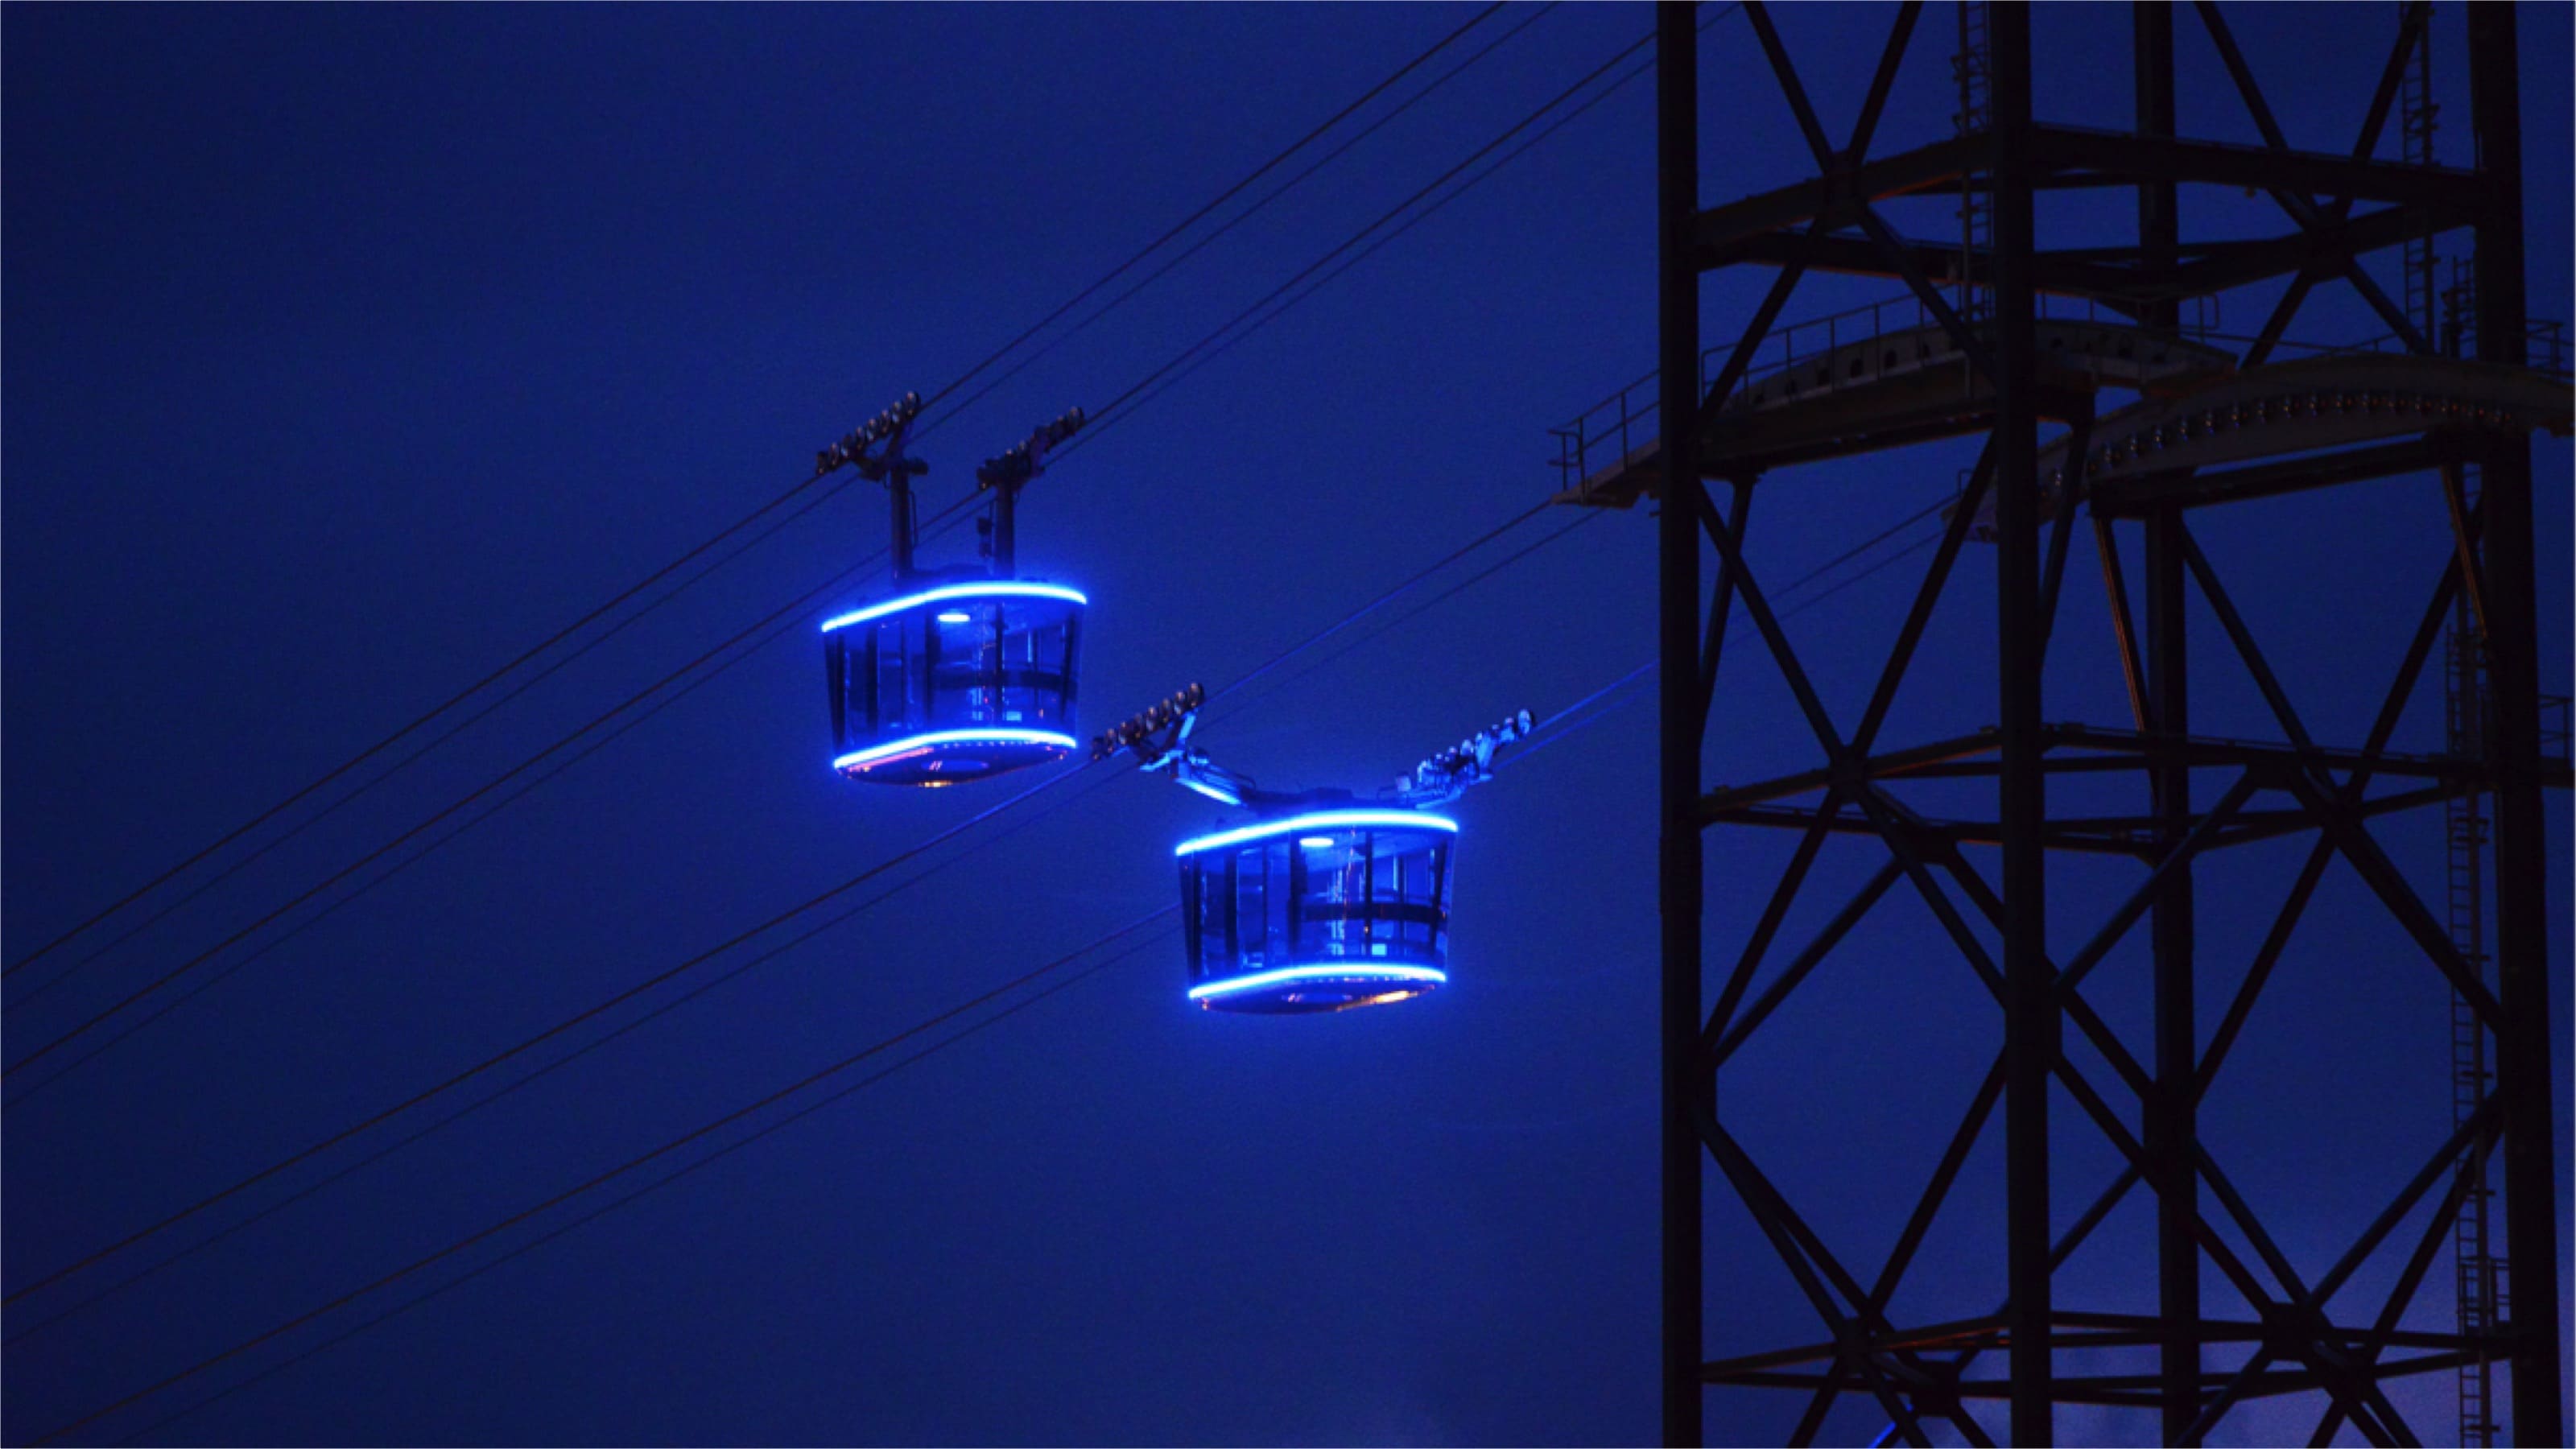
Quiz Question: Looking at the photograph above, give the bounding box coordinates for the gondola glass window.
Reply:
[1175,810,1456,1013]
[822,581,1084,785]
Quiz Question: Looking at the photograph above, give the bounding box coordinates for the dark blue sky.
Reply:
[5,5,2570,1445]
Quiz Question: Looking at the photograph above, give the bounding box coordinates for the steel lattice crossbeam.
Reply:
[1643,2,2568,1445]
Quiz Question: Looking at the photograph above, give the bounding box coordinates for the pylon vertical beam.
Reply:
[1656,5,1705,1446]
[1986,6,2049,1443]
[2465,9,2563,1446]
[2132,6,2202,1443]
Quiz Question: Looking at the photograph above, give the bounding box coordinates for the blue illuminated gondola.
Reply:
[823,579,1084,785]
[1097,684,1533,1014]
[1175,809,1458,1013]
[815,396,1088,786]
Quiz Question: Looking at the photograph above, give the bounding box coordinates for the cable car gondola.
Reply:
[1097,684,1534,1013]
[816,397,1089,786]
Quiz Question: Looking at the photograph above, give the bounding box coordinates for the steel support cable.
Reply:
[45,0,1707,1043]
[0,498,938,1088]
[0,667,1077,1308]
[4,6,1505,988]
[6,475,871,1018]
[5,469,1555,1300]
[4,512,894,1108]
[1206,510,1604,732]
[7,497,990,1107]
[6,467,1546,1322]
[13,6,1577,1020]
[112,922,1176,1447]
[1203,497,1554,707]
[28,906,1179,1449]
[1020,30,1724,710]
[923,2,1560,439]
[0,467,858,982]
[1065,12,1693,443]
[15,0,1741,1332]
[908,2,1506,427]
[1504,502,1953,768]
[6,762,1136,1348]
[1061,4,1746,464]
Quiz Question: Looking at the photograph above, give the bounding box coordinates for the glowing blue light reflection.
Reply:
[935,611,972,623]
[1188,964,1448,1002]
[1297,836,1335,848]
[1179,777,1243,807]
[820,582,1088,634]
[832,728,1077,773]
[1174,810,1458,858]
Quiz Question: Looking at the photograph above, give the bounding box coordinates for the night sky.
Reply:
[5,5,2571,1446]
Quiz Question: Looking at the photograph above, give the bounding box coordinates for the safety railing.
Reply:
[1547,288,2219,493]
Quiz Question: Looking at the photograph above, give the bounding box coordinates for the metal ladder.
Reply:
[2443,611,2501,1449]
[2438,245,2502,1449]
[1951,1,1992,324]
[2401,14,2440,341]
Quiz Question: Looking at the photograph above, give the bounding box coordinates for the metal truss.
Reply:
[1649,2,2566,1444]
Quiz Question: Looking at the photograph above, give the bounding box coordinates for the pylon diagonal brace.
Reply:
[1705,787,1845,1049]
[1918,839,2442,1444]
[1694,479,1855,770]
[1698,481,1752,729]
[2178,523,2508,1027]
[2050,768,2260,1001]
[2314,1109,2496,1445]
[1855,442,1994,757]
[1709,858,1900,1066]
[1690,1104,1938,1445]
[2192,0,2433,355]
[1740,2,2000,384]
[2046,1063,2411,1447]
[2242,0,2431,365]
[1868,1051,2008,1315]
[2200,529,2481,1095]
[2313,1089,2502,1306]
[2035,405,2097,669]
[2189,1143,2421,1444]
[1929,845,2156,1102]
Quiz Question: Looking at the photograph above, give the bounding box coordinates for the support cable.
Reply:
[4,762,1132,1346]
[113,922,1174,1447]
[925,2,1558,440]
[4,510,927,1107]
[1208,510,1604,729]
[7,10,1786,1323]
[12,7,1675,1042]
[0,467,849,982]
[6,473,867,1015]
[6,506,990,1113]
[27,908,1180,1448]
[0,744,1085,1307]
[2,5,1510,986]
[1505,498,1953,767]
[1063,3,1744,462]
[909,2,1509,440]
[1066,8,1740,443]
[5,475,1592,1304]
[1209,498,1554,705]
[15,6,1704,1043]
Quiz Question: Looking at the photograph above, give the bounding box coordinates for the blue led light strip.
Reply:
[1187,963,1448,1001]
[819,582,1087,634]
[1172,809,1458,858]
[832,729,1078,773]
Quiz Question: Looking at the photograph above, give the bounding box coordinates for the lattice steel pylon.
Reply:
[1608,3,2570,1443]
